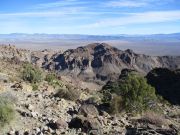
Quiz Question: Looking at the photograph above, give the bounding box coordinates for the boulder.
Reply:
[47,118,68,130]
[78,104,99,117]
[55,118,68,129]
[11,82,23,90]
[11,82,33,91]
[69,115,102,134]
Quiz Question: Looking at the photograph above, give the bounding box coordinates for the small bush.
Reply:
[85,95,101,105]
[31,83,38,91]
[55,88,80,101]
[45,73,64,88]
[45,73,56,83]
[0,98,15,127]
[102,73,157,113]
[22,63,43,83]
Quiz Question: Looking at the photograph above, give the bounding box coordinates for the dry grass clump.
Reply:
[0,97,15,127]
[169,111,180,119]
[139,111,166,127]
[55,88,80,101]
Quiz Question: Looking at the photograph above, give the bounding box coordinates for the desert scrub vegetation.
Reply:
[45,73,57,83]
[109,94,124,114]
[102,72,157,114]
[0,97,15,127]
[21,63,43,83]
[139,111,166,127]
[45,73,64,88]
[85,94,102,105]
[31,83,38,91]
[55,86,80,101]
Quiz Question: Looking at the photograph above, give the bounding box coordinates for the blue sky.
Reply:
[0,0,180,34]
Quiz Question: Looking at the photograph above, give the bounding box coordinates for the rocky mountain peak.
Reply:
[42,43,180,83]
[1,44,179,83]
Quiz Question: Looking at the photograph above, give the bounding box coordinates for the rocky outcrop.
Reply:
[126,126,178,135]
[0,45,31,62]
[31,49,59,68]
[78,104,99,117]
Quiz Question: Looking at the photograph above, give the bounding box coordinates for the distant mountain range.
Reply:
[0,33,180,42]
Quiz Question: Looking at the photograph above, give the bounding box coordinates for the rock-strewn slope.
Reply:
[0,81,179,135]
[0,45,31,62]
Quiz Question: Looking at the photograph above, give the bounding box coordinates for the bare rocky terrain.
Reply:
[32,43,180,85]
[1,43,180,86]
[0,44,179,135]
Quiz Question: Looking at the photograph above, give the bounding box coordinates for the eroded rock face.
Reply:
[44,43,180,82]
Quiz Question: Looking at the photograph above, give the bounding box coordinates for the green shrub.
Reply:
[45,73,64,88]
[55,88,80,101]
[31,83,38,91]
[45,73,56,83]
[102,73,157,113]
[22,63,43,83]
[0,98,15,127]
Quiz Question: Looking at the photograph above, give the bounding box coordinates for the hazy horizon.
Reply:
[1,0,180,56]
[1,0,180,34]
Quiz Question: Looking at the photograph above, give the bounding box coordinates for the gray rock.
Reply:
[78,104,99,117]
[27,104,34,111]
[31,111,39,118]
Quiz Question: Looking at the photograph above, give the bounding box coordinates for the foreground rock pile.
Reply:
[0,81,179,135]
